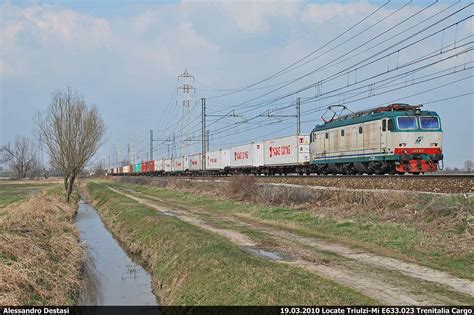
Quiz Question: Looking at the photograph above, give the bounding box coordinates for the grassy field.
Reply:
[0,183,53,208]
[108,178,474,281]
[85,181,374,305]
[0,182,84,305]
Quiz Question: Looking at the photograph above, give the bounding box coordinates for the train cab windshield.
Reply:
[420,116,440,129]
[397,116,417,130]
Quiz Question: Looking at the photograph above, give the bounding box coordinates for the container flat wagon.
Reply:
[163,159,173,173]
[262,135,310,175]
[122,165,131,175]
[229,142,263,174]
[142,160,155,175]
[174,156,186,174]
[206,149,231,175]
[188,153,202,172]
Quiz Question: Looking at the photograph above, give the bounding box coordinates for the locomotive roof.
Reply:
[312,104,439,132]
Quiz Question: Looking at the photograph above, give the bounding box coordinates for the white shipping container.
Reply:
[154,160,164,172]
[164,159,173,173]
[174,156,185,172]
[230,142,264,168]
[230,144,252,168]
[123,165,131,173]
[206,150,221,170]
[189,153,202,171]
[206,149,230,170]
[263,135,310,166]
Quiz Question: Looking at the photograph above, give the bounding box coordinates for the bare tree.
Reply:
[0,136,37,179]
[465,160,473,173]
[37,88,106,202]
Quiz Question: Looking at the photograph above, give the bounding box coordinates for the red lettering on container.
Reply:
[269,145,291,158]
[234,151,249,161]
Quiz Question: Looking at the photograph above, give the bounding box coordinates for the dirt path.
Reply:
[108,187,256,247]
[106,185,474,305]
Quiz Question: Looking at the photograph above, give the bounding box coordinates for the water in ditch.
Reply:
[76,200,158,305]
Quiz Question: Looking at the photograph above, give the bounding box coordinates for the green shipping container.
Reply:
[133,163,142,173]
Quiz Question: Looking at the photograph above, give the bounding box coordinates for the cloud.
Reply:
[182,0,300,33]
[1,3,112,49]
[222,0,300,33]
[0,2,221,78]
[302,1,376,24]
[130,20,220,75]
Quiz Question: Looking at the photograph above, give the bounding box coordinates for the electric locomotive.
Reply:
[309,104,443,175]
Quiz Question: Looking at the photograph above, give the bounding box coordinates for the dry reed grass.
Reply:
[226,176,256,200]
[0,191,84,305]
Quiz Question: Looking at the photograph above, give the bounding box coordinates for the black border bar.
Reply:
[1,306,473,315]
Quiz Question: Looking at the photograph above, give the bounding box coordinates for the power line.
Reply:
[196,0,392,98]
[208,63,473,143]
[205,44,473,140]
[205,4,471,116]
[228,8,473,112]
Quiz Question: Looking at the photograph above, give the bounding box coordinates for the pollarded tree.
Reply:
[38,88,106,202]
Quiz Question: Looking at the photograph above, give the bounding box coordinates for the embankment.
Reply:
[0,189,84,305]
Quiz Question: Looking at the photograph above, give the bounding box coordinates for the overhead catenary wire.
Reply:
[204,0,420,99]
[224,8,473,113]
[194,1,465,129]
[208,79,473,150]
[204,44,473,140]
[196,3,472,130]
[206,63,474,146]
[199,0,457,108]
[128,5,472,164]
[195,0,392,97]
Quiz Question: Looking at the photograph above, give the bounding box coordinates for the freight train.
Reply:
[109,104,443,176]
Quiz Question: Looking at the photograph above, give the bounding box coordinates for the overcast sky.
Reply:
[1,0,473,168]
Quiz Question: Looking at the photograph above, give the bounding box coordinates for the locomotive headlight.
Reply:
[430,143,438,147]
[399,143,407,147]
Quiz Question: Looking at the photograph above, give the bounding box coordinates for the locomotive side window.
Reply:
[382,119,386,132]
[387,118,394,131]
[420,116,440,129]
[325,132,329,139]
[358,126,363,134]
[341,129,345,136]
[397,116,417,130]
